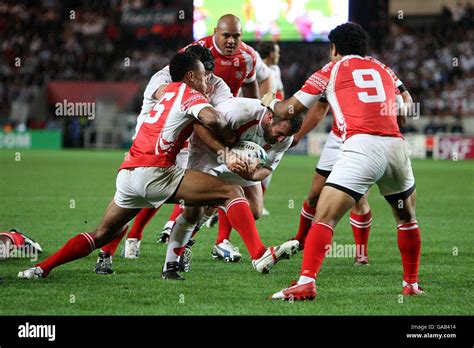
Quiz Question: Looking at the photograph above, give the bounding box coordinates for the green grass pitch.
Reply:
[0,149,473,315]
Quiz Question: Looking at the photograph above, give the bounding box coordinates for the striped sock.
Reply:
[294,200,316,246]
[37,233,96,277]
[350,210,372,259]
[397,221,421,284]
[225,198,266,260]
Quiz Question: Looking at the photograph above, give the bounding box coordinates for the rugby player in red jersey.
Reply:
[262,23,423,300]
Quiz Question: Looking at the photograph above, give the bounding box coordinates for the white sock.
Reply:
[164,215,196,271]
[197,214,212,228]
[297,275,315,285]
[164,220,175,230]
[403,281,418,289]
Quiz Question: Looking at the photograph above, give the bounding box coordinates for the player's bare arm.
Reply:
[292,101,330,146]
[196,106,235,143]
[192,122,245,172]
[397,90,414,128]
[258,75,273,97]
[261,93,308,120]
[232,161,272,182]
[241,80,260,98]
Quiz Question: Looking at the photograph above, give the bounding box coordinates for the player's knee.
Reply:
[307,191,319,207]
[392,192,417,223]
[251,204,263,220]
[314,209,338,227]
[226,184,245,199]
[93,227,115,247]
[182,207,202,224]
[395,209,416,224]
[90,229,105,247]
[352,196,370,215]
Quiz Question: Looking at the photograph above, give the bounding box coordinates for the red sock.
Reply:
[168,204,184,222]
[37,233,96,276]
[216,208,232,244]
[128,207,159,240]
[350,210,372,259]
[300,222,333,279]
[101,224,129,256]
[397,221,421,284]
[294,200,316,245]
[225,198,266,260]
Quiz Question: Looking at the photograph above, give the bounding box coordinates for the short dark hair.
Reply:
[169,52,201,82]
[272,113,304,134]
[184,44,215,71]
[328,22,368,57]
[259,41,277,59]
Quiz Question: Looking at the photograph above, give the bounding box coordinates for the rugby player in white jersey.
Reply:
[162,97,304,277]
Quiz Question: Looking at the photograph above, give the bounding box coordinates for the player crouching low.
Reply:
[161,97,303,279]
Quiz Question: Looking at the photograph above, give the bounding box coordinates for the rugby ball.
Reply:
[231,141,269,165]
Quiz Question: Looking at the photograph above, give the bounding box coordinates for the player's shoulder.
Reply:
[363,55,393,71]
[235,96,263,112]
[181,84,209,106]
[240,41,256,54]
[196,35,213,48]
[182,36,213,52]
[363,55,398,79]
[364,55,384,65]
[320,60,337,73]
[270,64,281,73]
[238,41,257,60]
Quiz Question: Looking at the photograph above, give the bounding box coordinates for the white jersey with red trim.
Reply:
[269,64,284,98]
[120,82,212,170]
[186,36,257,96]
[188,97,292,172]
[294,55,402,141]
[255,52,272,83]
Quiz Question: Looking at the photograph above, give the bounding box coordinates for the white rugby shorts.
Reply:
[114,166,185,209]
[325,134,415,202]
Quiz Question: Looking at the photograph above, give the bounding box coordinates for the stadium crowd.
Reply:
[1,0,473,135]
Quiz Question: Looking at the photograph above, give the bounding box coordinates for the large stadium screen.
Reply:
[193,0,349,41]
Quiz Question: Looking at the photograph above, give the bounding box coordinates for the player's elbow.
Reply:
[198,108,223,129]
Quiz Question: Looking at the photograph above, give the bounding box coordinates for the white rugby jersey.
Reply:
[269,64,283,94]
[188,97,293,171]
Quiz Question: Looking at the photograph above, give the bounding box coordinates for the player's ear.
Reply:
[186,70,194,83]
[266,111,274,123]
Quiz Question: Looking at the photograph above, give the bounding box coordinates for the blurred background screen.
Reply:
[193,0,349,41]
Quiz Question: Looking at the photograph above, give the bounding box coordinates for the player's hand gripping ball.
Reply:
[230,141,269,167]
